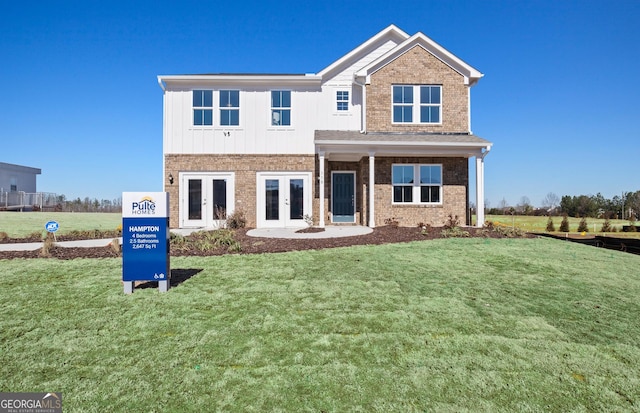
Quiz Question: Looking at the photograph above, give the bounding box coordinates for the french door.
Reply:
[181,173,234,228]
[257,172,311,227]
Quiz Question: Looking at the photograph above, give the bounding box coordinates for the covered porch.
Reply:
[314,131,491,228]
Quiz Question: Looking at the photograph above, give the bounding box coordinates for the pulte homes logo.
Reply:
[0,392,62,413]
[130,196,156,215]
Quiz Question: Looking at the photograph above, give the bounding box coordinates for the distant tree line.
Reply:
[53,195,122,213]
[487,191,639,219]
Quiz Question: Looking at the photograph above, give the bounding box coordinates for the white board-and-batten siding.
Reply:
[163,85,363,155]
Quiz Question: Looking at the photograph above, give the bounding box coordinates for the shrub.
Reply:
[577,217,588,233]
[444,214,461,229]
[417,222,431,235]
[600,218,612,232]
[483,220,495,230]
[493,226,525,238]
[39,232,56,258]
[110,238,121,255]
[559,214,570,232]
[226,209,247,229]
[0,231,8,241]
[384,217,399,227]
[545,217,555,232]
[441,226,470,238]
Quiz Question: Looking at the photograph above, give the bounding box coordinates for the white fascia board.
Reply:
[315,141,490,157]
[315,139,490,148]
[317,24,410,78]
[355,33,483,85]
[158,74,322,89]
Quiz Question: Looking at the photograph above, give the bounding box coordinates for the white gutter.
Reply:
[353,76,367,133]
[157,76,166,92]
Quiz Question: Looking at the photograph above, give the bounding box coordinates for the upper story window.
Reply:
[392,164,442,204]
[219,90,240,126]
[271,90,291,126]
[336,90,349,111]
[193,90,213,126]
[392,85,441,124]
[10,177,17,192]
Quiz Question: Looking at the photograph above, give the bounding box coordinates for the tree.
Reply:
[577,217,588,233]
[541,192,560,211]
[559,214,570,232]
[498,198,508,212]
[546,216,555,232]
[517,196,533,215]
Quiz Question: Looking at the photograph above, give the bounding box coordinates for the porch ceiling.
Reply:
[315,131,491,161]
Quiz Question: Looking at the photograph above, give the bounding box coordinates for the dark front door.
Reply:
[332,172,355,223]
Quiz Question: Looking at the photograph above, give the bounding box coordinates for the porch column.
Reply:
[318,151,325,228]
[368,152,375,228]
[475,155,485,227]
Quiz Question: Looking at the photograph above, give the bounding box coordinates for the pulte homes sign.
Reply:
[122,192,170,294]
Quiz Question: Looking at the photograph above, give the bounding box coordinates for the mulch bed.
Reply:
[0,226,529,260]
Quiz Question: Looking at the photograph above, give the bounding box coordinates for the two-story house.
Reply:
[158,25,491,230]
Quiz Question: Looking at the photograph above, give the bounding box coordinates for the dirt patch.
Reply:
[0,226,532,260]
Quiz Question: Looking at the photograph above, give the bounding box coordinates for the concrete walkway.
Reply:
[0,226,373,251]
[247,226,372,239]
[0,237,122,252]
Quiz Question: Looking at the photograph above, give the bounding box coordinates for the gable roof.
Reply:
[317,24,410,80]
[355,31,483,86]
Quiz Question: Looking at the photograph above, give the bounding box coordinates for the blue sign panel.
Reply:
[45,221,59,232]
[122,217,170,282]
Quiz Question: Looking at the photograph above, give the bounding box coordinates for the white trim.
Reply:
[368,153,375,228]
[391,164,443,205]
[256,172,312,228]
[330,171,356,224]
[355,33,483,86]
[158,74,322,89]
[318,25,410,78]
[391,85,442,125]
[179,172,235,228]
[335,89,350,113]
[318,152,326,228]
[270,90,292,128]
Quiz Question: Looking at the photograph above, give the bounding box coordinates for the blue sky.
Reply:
[1,0,638,207]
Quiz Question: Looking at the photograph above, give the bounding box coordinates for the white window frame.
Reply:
[391,164,443,205]
[219,90,240,127]
[336,90,349,112]
[193,90,213,126]
[392,85,442,125]
[270,90,292,127]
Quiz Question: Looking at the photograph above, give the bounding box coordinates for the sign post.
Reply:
[122,192,170,294]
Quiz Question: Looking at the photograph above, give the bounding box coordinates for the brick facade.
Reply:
[165,154,315,228]
[324,157,468,227]
[367,46,469,133]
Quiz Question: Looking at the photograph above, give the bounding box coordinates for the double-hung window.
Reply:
[271,90,291,126]
[392,85,441,124]
[336,90,349,111]
[193,90,213,126]
[392,164,442,204]
[220,90,240,126]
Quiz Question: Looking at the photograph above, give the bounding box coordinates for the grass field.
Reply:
[484,214,638,236]
[0,212,121,238]
[2,238,639,411]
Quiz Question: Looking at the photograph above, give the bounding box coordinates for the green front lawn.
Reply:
[1,238,639,411]
[0,212,121,238]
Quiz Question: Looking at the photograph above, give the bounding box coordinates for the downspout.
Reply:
[353,76,367,133]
